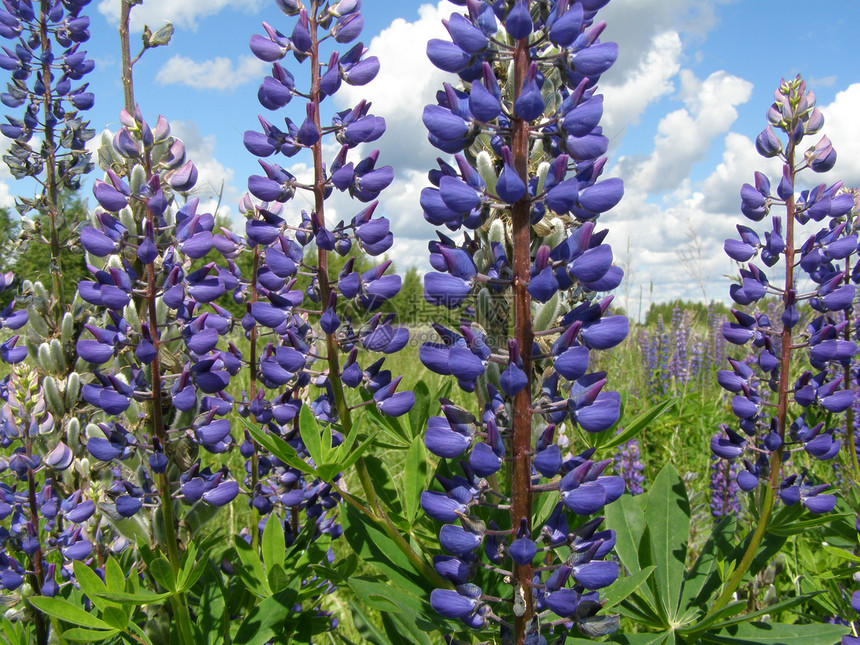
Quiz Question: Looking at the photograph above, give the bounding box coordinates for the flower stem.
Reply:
[705,138,797,620]
[307,4,445,589]
[510,37,535,644]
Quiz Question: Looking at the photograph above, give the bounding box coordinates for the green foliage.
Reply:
[643,299,730,327]
[13,191,88,303]
[604,465,849,644]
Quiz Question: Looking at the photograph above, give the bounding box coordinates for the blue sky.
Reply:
[9,0,860,313]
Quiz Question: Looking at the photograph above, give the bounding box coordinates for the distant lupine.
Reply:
[417,1,628,641]
[0,0,95,306]
[710,76,859,614]
[0,2,96,638]
[614,437,644,496]
[709,453,740,521]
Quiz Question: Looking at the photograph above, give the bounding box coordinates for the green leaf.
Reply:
[59,627,119,642]
[823,544,860,564]
[233,588,299,645]
[679,516,737,615]
[408,380,432,441]
[644,463,690,622]
[610,633,671,645]
[703,592,825,632]
[403,436,429,524]
[199,564,228,645]
[338,430,379,472]
[27,597,113,630]
[104,557,125,593]
[101,606,128,631]
[701,621,848,644]
[600,566,656,613]
[148,557,175,593]
[606,494,646,575]
[769,512,852,537]
[340,504,434,598]
[244,420,316,476]
[233,534,271,597]
[73,561,111,611]
[363,455,404,518]
[298,404,322,466]
[94,590,172,605]
[262,512,286,573]
[350,599,394,645]
[603,398,677,450]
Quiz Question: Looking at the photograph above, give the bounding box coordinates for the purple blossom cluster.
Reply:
[416,0,628,640]
[712,76,859,516]
[709,453,740,521]
[613,437,644,496]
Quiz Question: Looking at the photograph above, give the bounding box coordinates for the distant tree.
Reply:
[14,191,89,304]
[644,299,730,327]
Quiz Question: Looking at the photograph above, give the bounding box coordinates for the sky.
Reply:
[8,0,860,317]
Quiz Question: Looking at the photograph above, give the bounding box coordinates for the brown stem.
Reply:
[510,37,534,644]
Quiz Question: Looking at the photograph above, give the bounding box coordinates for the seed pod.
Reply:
[49,338,66,372]
[65,372,80,409]
[75,456,90,479]
[37,342,54,372]
[124,301,141,333]
[32,282,50,311]
[86,423,107,440]
[43,375,65,416]
[476,150,497,193]
[488,218,505,245]
[60,312,74,344]
[129,163,147,194]
[26,305,50,338]
[534,291,559,332]
[536,160,550,195]
[119,206,137,237]
[66,417,81,450]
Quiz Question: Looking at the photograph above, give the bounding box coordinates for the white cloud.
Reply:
[616,70,753,194]
[601,31,682,143]
[98,0,263,32]
[814,83,860,188]
[170,121,237,212]
[156,55,265,91]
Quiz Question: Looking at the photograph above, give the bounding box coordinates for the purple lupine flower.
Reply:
[710,76,859,608]
[418,1,625,640]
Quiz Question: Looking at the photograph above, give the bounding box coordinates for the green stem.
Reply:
[250,247,261,552]
[704,126,798,622]
[39,0,63,313]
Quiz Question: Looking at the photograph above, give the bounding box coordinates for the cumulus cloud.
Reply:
[813,83,860,189]
[156,55,265,90]
[616,70,753,194]
[170,121,237,213]
[601,31,682,142]
[98,0,263,31]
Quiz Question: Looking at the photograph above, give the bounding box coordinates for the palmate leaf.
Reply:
[600,565,656,613]
[643,464,690,623]
[700,621,848,644]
